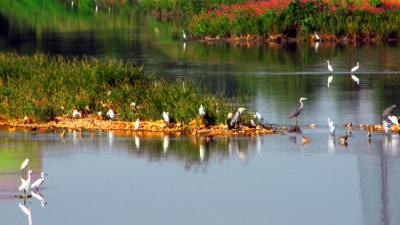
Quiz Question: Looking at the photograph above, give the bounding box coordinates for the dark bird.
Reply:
[229,108,246,130]
[338,134,348,143]
[289,97,307,127]
[382,104,397,118]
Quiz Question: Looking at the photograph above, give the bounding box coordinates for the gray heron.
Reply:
[383,120,391,132]
[351,62,359,73]
[229,108,246,130]
[382,104,397,118]
[327,60,333,74]
[31,172,48,191]
[254,111,264,124]
[289,97,307,126]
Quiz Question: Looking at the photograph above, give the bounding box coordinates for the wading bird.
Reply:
[289,97,307,127]
[135,118,140,131]
[199,105,206,118]
[351,62,360,73]
[21,159,30,178]
[346,122,353,135]
[182,30,187,41]
[327,118,336,135]
[163,111,170,124]
[106,109,115,120]
[31,172,48,191]
[254,111,264,124]
[338,134,348,143]
[327,60,333,74]
[19,170,33,195]
[382,104,397,118]
[314,31,320,41]
[382,120,391,133]
[229,108,246,130]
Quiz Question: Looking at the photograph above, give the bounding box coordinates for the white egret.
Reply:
[254,111,264,123]
[327,60,333,74]
[314,31,320,41]
[135,118,140,130]
[327,75,333,87]
[162,111,170,124]
[106,109,115,120]
[227,112,233,120]
[351,75,360,85]
[31,172,48,191]
[289,97,307,126]
[72,109,80,118]
[199,105,206,118]
[327,118,336,135]
[388,115,398,125]
[182,30,187,41]
[250,119,257,127]
[21,159,30,178]
[19,170,33,195]
[351,62,360,73]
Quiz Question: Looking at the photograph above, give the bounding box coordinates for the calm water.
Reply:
[1,5,400,225]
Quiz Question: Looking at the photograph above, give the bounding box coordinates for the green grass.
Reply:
[0,52,246,125]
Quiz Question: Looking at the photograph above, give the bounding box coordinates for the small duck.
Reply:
[338,134,348,143]
[302,135,311,144]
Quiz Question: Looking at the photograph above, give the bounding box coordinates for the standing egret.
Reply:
[327,60,333,74]
[162,111,170,124]
[135,118,140,130]
[289,97,307,126]
[351,62,360,73]
[327,118,336,135]
[327,75,333,87]
[21,159,30,178]
[31,172,48,191]
[382,104,397,118]
[199,105,206,118]
[254,111,264,124]
[314,31,321,41]
[106,109,115,120]
[19,170,33,195]
[182,30,187,41]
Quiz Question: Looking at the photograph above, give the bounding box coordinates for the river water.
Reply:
[1,6,400,225]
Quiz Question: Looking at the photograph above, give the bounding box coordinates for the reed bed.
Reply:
[0,53,244,126]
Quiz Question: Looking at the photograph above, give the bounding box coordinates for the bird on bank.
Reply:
[351,62,360,73]
[31,172,48,191]
[19,170,33,195]
[163,111,170,124]
[327,60,333,74]
[327,118,336,135]
[229,108,246,130]
[254,111,264,124]
[106,109,115,120]
[289,97,307,127]
[388,115,399,125]
[199,105,206,118]
[314,31,320,41]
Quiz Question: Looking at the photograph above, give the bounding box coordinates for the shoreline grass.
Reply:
[0,52,246,127]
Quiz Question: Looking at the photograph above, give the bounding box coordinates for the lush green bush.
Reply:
[0,53,244,125]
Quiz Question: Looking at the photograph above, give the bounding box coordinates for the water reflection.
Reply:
[328,134,336,153]
[134,135,140,150]
[19,201,32,225]
[31,191,47,207]
[163,135,169,153]
[351,74,360,85]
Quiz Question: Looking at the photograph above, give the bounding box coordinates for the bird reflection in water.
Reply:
[31,191,48,207]
[351,74,360,85]
[19,201,32,225]
[328,134,336,153]
[163,135,169,153]
[199,143,205,161]
[108,131,114,146]
[134,135,140,150]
